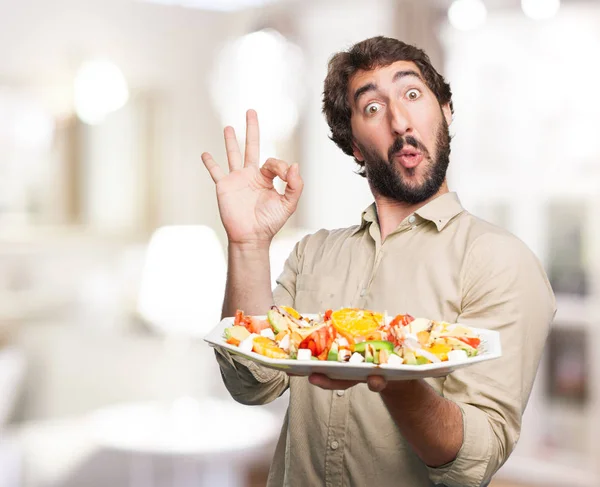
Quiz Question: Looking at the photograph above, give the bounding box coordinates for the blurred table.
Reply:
[13,397,280,487]
[89,397,279,487]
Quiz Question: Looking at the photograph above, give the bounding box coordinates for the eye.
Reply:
[364,102,382,115]
[406,89,421,101]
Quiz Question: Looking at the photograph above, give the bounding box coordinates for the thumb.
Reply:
[367,376,388,393]
[283,163,304,208]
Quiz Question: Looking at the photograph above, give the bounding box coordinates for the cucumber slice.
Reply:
[267,309,290,333]
[354,340,394,353]
[327,342,339,361]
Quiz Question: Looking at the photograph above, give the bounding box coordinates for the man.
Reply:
[201,36,555,487]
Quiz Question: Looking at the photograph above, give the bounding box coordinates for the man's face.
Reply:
[349,60,452,204]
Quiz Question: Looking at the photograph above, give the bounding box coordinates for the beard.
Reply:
[358,117,451,205]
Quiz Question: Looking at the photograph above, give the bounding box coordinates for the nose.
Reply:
[389,101,412,137]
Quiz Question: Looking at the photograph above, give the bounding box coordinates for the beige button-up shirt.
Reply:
[215,192,556,487]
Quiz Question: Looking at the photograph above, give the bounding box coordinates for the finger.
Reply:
[201,152,225,183]
[282,163,304,208]
[224,126,243,172]
[308,373,361,391]
[244,109,260,167]
[367,375,388,393]
[260,158,290,182]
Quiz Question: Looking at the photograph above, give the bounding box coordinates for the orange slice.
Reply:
[281,306,301,320]
[426,343,452,361]
[252,337,289,359]
[331,308,384,338]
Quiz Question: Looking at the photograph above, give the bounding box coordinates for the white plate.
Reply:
[203,314,502,381]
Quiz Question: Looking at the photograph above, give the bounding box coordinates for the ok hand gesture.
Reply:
[201,110,304,247]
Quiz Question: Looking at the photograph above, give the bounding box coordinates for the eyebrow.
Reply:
[353,70,424,106]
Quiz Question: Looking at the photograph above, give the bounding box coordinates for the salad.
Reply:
[223,306,482,366]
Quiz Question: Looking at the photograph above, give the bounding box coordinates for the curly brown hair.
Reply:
[322,36,453,176]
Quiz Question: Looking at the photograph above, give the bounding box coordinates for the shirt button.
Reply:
[330,440,339,450]
[360,288,367,297]
[336,390,345,397]
[408,215,416,224]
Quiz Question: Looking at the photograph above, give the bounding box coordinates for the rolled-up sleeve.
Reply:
[215,239,303,406]
[215,348,289,405]
[427,232,556,487]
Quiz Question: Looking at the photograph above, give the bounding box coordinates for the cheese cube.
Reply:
[387,354,403,365]
[447,350,469,362]
[260,328,275,340]
[239,333,258,353]
[297,348,312,361]
[349,352,365,364]
[278,334,290,351]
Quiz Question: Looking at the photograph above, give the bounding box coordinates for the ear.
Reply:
[442,103,453,127]
[351,139,365,162]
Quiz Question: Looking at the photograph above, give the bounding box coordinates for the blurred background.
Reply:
[0,0,598,486]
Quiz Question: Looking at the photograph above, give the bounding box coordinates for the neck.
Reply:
[374,181,449,241]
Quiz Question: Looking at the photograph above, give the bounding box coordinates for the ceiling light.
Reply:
[209,28,305,159]
[74,60,129,125]
[448,0,487,31]
[521,0,560,21]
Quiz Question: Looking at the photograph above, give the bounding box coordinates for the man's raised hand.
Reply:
[201,109,304,247]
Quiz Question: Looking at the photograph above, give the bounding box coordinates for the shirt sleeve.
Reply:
[272,238,301,308]
[214,347,289,405]
[427,232,556,487]
[214,240,302,406]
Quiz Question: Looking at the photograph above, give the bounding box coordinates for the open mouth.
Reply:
[394,149,423,169]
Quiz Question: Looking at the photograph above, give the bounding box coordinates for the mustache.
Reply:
[387,136,429,161]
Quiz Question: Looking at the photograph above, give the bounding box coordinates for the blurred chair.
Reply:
[81,225,279,486]
[0,345,26,425]
[0,345,27,487]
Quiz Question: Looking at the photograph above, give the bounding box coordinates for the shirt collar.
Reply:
[351,192,464,235]
[414,192,464,231]
[352,203,378,236]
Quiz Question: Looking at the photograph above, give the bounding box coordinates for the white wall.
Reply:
[0,0,252,239]
[293,0,398,230]
[442,4,600,483]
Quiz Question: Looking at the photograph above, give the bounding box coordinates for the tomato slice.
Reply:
[317,348,329,361]
[245,317,271,334]
[458,337,481,348]
[389,314,415,328]
[233,310,271,334]
[300,325,336,360]
[234,309,244,326]
[402,314,415,326]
